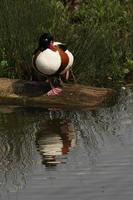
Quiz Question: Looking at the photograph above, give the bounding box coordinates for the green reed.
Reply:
[0,0,132,87]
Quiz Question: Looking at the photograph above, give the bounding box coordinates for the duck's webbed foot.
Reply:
[47,87,62,96]
[47,76,62,96]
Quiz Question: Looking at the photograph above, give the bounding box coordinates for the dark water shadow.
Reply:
[0,111,38,192]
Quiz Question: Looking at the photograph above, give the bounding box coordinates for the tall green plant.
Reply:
[0,0,132,87]
[68,0,133,87]
[0,0,70,79]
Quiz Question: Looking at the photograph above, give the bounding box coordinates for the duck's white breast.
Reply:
[36,49,61,75]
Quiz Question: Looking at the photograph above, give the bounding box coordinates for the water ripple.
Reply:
[0,88,133,200]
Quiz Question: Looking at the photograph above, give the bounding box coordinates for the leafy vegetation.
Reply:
[0,0,133,87]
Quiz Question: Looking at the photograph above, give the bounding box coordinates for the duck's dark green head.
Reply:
[39,33,54,49]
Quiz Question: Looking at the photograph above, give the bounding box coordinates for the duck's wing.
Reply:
[58,44,67,51]
[53,42,67,51]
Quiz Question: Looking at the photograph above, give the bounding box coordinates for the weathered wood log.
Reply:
[0,78,115,110]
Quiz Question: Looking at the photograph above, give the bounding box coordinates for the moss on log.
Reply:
[126,83,133,88]
[0,78,115,110]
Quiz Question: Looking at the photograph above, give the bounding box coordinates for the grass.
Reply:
[0,0,133,87]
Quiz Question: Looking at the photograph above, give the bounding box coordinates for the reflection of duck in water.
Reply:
[36,119,76,167]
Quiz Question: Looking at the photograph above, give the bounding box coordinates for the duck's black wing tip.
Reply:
[58,43,67,51]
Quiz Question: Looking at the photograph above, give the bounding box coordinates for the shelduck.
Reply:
[32,33,74,96]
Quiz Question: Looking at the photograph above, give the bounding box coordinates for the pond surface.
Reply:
[0,88,133,200]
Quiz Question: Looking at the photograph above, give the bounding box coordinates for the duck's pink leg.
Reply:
[65,70,70,80]
[65,69,77,83]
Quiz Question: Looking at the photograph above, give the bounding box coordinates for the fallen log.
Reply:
[0,78,115,110]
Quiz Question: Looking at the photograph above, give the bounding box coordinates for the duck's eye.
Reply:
[45,38,48,42]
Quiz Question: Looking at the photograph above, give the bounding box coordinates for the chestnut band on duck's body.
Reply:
[55,46,69,74]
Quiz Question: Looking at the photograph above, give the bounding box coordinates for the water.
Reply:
[0,88,133,200]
